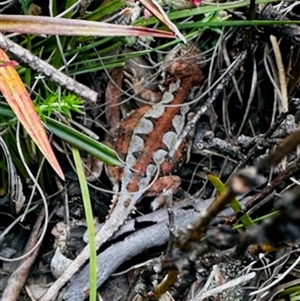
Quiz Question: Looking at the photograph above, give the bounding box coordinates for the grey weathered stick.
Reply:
[0,33,97,103]
[64,211,199,301]
[49,196,247,300]
[64,196,248,301]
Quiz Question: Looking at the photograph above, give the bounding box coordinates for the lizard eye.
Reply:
[164,70,175,80]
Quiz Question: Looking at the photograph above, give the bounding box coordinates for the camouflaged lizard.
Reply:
[41,43,205,301]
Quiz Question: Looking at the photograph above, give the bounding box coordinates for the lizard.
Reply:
[41,43,205,301]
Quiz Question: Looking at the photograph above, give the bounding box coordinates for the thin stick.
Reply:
[0,33,98,103]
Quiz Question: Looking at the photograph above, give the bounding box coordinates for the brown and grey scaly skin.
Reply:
[40,44,205,301]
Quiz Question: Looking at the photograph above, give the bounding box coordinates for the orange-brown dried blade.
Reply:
[0,14,175,39]
[0,50,64,180]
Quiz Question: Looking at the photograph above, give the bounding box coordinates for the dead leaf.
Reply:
[0,50,64,180]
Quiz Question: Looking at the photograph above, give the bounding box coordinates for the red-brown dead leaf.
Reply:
[105,67,123,133]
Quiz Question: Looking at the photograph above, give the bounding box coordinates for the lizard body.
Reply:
[41,44,205,301]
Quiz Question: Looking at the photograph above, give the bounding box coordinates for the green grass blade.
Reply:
[44,117,123,166]
[139,0,282,25]
[179,19,300,29]
[0,102,123,166]
[84,0,124,21]
[207,172,254,228]
[72,147,97,301]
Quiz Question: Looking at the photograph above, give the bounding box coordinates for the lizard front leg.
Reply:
[124,67,162,103]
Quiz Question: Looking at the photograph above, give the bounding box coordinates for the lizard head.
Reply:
[160,43,206,87]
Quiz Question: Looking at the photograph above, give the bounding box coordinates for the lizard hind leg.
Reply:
[145,175,181,211]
